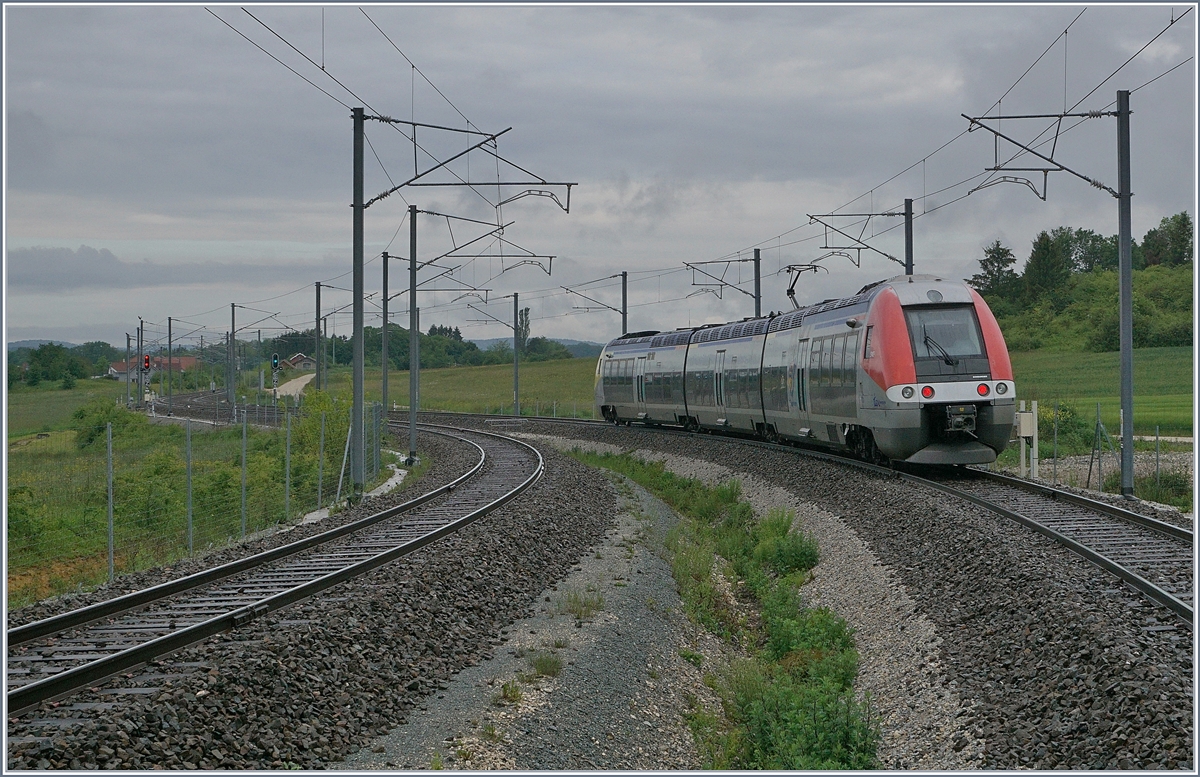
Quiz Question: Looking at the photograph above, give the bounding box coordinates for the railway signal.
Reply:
[143,355,150,371]
[272,353,279,371]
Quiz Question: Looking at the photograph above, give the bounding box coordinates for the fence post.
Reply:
[335,409,352,506]
[107,422,114,583]
[1053,401,1059,486]
[186,419,194,556]
[241,411,248,540]
[318,411,326,509]
[285,412,291,522]
[1155,425,1160,495]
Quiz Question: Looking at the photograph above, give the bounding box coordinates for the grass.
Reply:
[1010,347,1192,435]
[493,681,522,706]
[480,722,502,743]
[528,651,563,678]
[318,357,598,417]
[7,392,401,608]
[1102,469,1193,512]
[569,450,878,769]
[7,378,127,438]
[558,587,605,620]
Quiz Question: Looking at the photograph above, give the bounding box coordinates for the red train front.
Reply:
[857,275,1015,463]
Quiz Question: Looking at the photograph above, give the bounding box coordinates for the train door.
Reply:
[794,338,810,424]
[634,356,647,417]
[713,350,727,421]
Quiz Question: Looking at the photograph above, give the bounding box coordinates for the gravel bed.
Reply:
[504,419,1193,770]
[7,438,616,769]
[993,454,1194,532]
[7,430,476,629]
[343,469,718,770]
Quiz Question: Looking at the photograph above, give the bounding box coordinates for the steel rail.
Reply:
[7,427,542,715]
[8,427,483,647]
[968,468,1192,542]
[455,413,1193,626]
[904,473,1193,626]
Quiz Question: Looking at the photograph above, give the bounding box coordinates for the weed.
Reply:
[529,651,563,677]
[679,649,705,668]
[648,668,660,679]
[594,550,604,559]
[559,588,605,620]
[492,681,520,705]
[1103,468,1192,512]
[516,670,538,684]
[430,753,443,770]
[455,748,473,762]
[551,637,569,649]
[481,722,501,743]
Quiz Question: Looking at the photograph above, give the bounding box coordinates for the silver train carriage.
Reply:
[595,274,1016,465]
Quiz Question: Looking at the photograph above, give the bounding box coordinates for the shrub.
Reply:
[71,397,143,448]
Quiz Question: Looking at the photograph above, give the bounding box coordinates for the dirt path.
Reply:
[275,372,315,398]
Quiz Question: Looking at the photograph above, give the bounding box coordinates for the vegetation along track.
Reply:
[437,411,1194,627]
[6,424,542,715]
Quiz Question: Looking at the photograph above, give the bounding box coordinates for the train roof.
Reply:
[603,274,967,349]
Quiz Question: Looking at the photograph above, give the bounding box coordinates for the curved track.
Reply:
[6,425,542,715]
[453,412,1194,626]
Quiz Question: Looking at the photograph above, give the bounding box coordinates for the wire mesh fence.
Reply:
[7,398,389,608]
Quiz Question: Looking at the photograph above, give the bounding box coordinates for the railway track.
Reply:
[446,412,1194,627]
[6,424,542,716]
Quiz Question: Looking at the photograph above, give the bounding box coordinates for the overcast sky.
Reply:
[5,3,1196,351]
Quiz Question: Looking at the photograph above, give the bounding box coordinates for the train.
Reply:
[594,273,1015,465]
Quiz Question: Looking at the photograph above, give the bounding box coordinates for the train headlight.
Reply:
[996,382,1008,395]
[977,383,990,396]
[921,386,935,399]
[901,386,914,399]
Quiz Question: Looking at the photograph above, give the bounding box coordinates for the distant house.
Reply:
[108,356,199,382]
[282,353,316,371]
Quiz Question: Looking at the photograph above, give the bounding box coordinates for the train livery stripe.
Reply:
[862,286,916,390]
[970,288,1014,380]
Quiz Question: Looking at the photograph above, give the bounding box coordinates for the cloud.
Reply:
[6,245,329,292]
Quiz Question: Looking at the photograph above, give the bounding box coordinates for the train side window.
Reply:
[831,337,845,387]
[810,339,823,387]
[820,338,832,386]
[863,326,874,359]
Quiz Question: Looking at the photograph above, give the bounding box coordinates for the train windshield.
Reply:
[904,305,985,361]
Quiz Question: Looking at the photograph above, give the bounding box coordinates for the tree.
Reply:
[427,324,463,341]
[1023,231,1072,301]
[1142,211,1193,267]
[967,240,1019,299]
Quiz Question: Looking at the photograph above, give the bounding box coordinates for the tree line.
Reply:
[966,211,1192,352]
[8,311,579,391]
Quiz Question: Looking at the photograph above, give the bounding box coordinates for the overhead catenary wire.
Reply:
[205,9,350,110]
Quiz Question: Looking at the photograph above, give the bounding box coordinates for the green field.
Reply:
[1009,346,1193,435]
[7,379,128,438]
[316,348,1192,433]
[319,357,599,417]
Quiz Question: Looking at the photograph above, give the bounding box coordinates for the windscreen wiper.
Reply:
[923,327,958,366]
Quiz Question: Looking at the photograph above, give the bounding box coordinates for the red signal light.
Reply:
[921,385,935,399]
[143,355,151,370]
[977,383,990,396]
